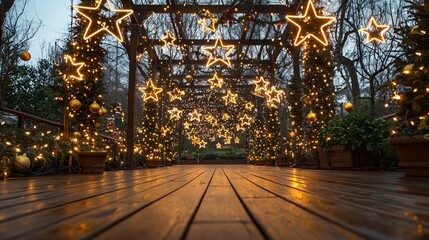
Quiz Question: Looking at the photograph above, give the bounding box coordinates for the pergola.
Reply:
[117,0,301,164]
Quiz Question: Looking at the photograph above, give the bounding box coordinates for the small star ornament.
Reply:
[64,55,84,81]
[222,90,238,105]
[198,17,218,33]
[189,109,202,122]
[359,17,389,43]
[139,79,163,102]
[208,72,224,89]
[266,86,283,108]
[286,0,335,46]
[161,30,176,47]
[168,107,183,121]
[167,87,185,102]
[252,76,269,97]
[74,0,133,42]
[202,36,234,67]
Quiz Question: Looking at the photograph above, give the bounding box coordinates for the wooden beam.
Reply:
[179,84,253,89]
[149,39,280,46]
[0,106,64,129]
[159,60,272,65]
[133,5,290,14]
[171,75,258,80]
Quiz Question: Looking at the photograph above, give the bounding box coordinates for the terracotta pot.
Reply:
[77,151,107,174]
[391,136,429,177]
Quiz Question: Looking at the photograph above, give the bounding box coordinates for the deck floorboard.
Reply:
[0,165,428,240]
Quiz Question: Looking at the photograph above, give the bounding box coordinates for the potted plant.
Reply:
[319,114,391,169]
[389,1,429,177]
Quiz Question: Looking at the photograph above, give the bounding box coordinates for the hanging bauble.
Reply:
[343,102,354,112]
[89,101,101,113]
[99,107,108,116]
[300,95,312,106]
[19,51,31,61]
[185,74,193,81]
[69,99,82,111]
[13,154,31,174]
[307,112,317,122]
[402,64,415,74]
[410,26,425,36]
[289,131,296,139]
[94,122,101,128]
[72,131,82,139]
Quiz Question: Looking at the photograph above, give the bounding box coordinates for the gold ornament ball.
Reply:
[72,131,82,139]
[99,107,108,116]
[402,64,415,75]
[69,99,82,111]
[410,26,425,36]
[343,102,354,112]
[13,154,31,174]
[289,131,296,139]
[19,51,31,61]
[185,74,192,81]
[307,112,317,122]
[94,122,101,128]
[89,101,101,113]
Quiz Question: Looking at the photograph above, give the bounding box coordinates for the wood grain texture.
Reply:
[0,165,428,240]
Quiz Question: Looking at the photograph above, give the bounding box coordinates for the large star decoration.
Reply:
[202,36,235,67]
[208,72,224,89]
[64,55,85,81]
[74,0,133,42]
[359,17,390,43]
[266,86,284,108]
[167,87,185,102]
[189,109,202,122]
[252,77,270,97]
[139,79,163,102]
[222,90,238,105]
[286,0,335,46]
[168,107,183,121]
[198,17,218,33]
[161,30,176,47]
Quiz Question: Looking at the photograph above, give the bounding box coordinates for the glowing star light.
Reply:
[189,109,202,122]
[245,102,254,111]
[139,79,163,102]
[208,72,224,89]
[168,107,183,121]
[240,114,252,126]
[222,90,238,105]
[359,17,390,43]
[202,36,234,67]
[64,55,84,81]
[286,0,335,46]
[198,17,218,33]
[198,140,207,149]
[216,143,222,149]
[74,0,133,42]
[167,87,185,102]
[266,86,284,107]
[161,30,176,47]
[252,76,269,97]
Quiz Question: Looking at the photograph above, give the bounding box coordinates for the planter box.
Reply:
[391,136,429,177]
[265,159,276,166]
[145,160,161,168]
[318,149,330,169]
[329,145,354,168]
[78,151,107,174]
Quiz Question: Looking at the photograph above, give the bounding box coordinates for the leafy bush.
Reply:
[319,114,391,152]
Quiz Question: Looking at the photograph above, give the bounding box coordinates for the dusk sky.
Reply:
[26,0,71,64]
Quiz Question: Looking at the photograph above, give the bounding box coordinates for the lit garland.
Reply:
[286,0,335,46]
[73,0,133,42]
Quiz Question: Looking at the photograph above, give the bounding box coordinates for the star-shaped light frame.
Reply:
[286,0,335,46]
[266,86,284,108]
[168,107,183,121]
[198,17,218,33]
[64,55,85,81]
[252,76,269,97]
[359,17,390,43]
[139,79,163,102]
[245,101,255,111]
[202,36,234,67]
[240,114,252,126]
[222,89,238,105]
[74,0,133,42]
[208,72,224,89]
[161,30,176,47]
[189,109,202,122]
[167,87,185,102]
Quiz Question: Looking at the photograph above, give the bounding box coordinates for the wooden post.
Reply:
[126,26,138,168]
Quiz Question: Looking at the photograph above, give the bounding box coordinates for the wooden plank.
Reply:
[0,167,201,222]
[92,168,216,239]
[231,168,429,239]
[187,223,263,240]
[1,168,207,239]
[224,168,363,240]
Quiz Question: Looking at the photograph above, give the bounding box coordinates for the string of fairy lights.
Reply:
[2,0,401,177]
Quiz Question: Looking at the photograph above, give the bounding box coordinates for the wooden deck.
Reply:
[1,165,429,240]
